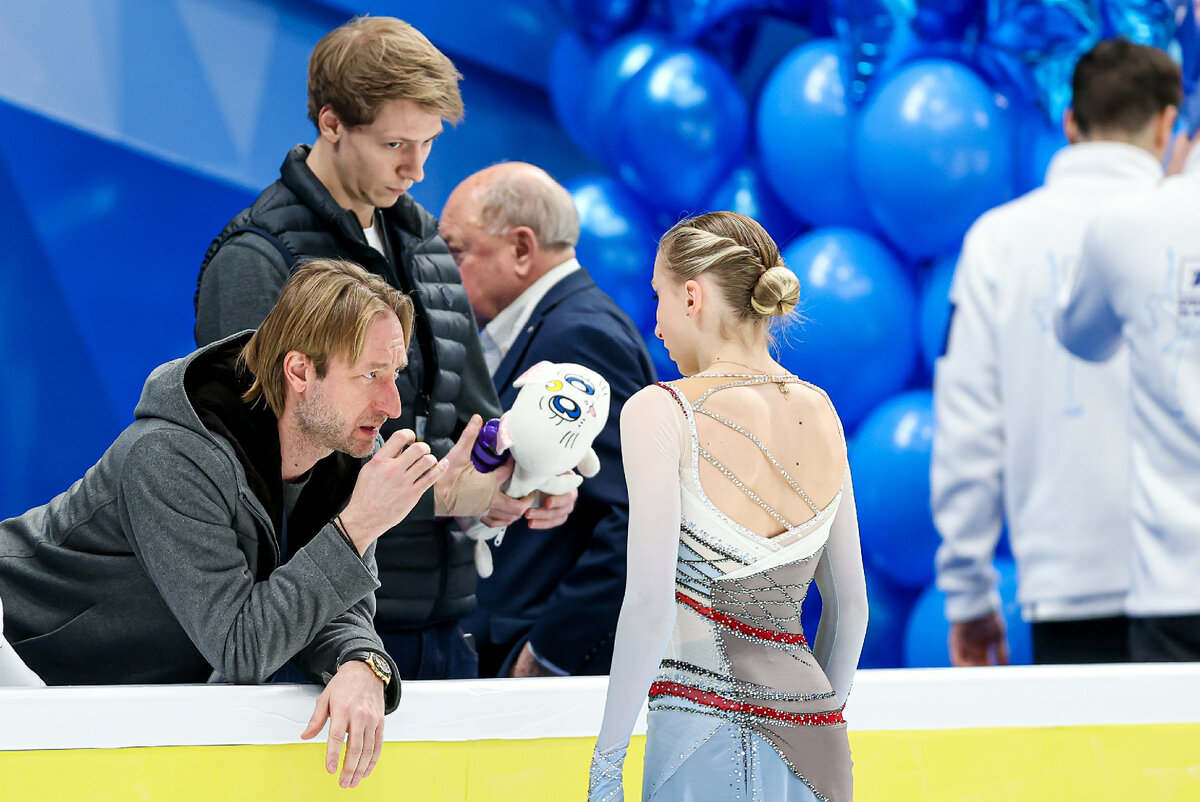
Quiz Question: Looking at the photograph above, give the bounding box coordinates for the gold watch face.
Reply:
[366,652,392,684]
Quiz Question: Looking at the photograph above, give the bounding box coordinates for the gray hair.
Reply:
[477,166,580,251]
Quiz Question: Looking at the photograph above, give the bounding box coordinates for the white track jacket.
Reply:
[934,142,1162,623]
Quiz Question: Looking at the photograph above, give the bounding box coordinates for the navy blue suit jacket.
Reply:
[464,267,656,675]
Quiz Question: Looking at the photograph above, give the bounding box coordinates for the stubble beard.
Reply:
[294,382,373,459]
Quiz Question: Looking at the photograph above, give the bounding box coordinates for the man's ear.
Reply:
[1063,108,1082,145]
[1155,105,1179,155]
[511,226,538,278]
[316,105,344,144]
[282,351,313,394]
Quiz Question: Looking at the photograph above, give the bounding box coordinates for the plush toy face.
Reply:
[504,361,611,475]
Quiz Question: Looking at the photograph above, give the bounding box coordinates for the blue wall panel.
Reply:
[319,0,564,87]
[0,100,256,516]
[0,0,341,191]
[0,145,122,515]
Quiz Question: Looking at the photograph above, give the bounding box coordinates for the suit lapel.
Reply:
[493,269,596,395]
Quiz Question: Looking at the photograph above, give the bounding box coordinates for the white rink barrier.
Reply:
[1,663,1198,800]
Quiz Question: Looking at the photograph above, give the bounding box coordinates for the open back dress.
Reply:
[590,374,868,802]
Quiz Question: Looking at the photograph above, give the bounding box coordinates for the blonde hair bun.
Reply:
[750,264,800,317]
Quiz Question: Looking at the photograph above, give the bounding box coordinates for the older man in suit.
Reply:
[441,162,656,677]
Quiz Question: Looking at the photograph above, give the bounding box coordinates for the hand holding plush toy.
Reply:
[460,361,611,577]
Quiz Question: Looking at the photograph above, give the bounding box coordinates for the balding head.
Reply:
[440,162,579,325]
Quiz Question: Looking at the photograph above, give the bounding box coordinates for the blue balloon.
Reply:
[1012,101,1068,195]
[661,0,769,40]
[703,160,805,247]
[975,0,1101,124]
[1180,0,1200,134]
[611,47,748,214]
[756,39,877,230]
[830,0,919,101]
[566,174,659,334]
[586,32,672,168]
[690,10,764,73]
[918,253,956,373]
[777,228,917,428]
[855,59,1015,260]
[903,557,1032,667]
[549,32,601,158]
[1103,0,1177,48]
[831,0,985,92]
[913,0,985,41]
[556,0,649,44]
[861,567,920,668]
[849,390,937,589]
[767,0,834,36]
[903,578,952,667]
[998,558,1033,662]
[801,581,823,644]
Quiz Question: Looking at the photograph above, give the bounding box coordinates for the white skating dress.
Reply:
[590,375,868,801]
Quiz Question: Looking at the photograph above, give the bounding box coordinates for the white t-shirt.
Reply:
[363,218,386,255]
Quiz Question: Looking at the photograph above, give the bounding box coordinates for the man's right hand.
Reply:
[338,429,446,553]
[949,612,1009,667]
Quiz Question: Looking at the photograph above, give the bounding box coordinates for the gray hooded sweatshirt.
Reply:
[0,333,399,711]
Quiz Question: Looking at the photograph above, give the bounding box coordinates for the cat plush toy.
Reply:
[459,361,611,577]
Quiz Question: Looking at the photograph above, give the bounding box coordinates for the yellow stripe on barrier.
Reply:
[3,725,1199,801]
[0,737,642,802]
[853,723,1200,801]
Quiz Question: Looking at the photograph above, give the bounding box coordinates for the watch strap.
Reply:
[340,649,392,686]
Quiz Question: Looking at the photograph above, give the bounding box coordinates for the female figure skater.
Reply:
[589,212,868,801]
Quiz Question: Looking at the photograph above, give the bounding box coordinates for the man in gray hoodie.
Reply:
[0,259,475,789]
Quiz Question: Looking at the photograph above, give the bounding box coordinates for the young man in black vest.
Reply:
[194,16,575,679]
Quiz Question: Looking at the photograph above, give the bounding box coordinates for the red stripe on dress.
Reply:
[649,681,845,726]
[675,591,807,646]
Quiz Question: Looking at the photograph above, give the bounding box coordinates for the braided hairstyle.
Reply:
[658,211,799,325]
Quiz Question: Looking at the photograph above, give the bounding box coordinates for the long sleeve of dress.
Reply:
[590,386,684,801]
[812,467,869,708]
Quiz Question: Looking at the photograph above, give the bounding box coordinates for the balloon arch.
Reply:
[546,0,1198,668]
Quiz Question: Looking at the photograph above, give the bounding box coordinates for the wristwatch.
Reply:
[341,649,392,687]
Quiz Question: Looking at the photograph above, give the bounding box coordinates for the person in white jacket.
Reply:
[932,39,1181,666]
[1056,125,1200,661]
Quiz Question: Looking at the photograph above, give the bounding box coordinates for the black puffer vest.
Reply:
[197,145,489,626]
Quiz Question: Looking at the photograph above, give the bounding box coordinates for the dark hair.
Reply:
[1072,38,1182,136]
